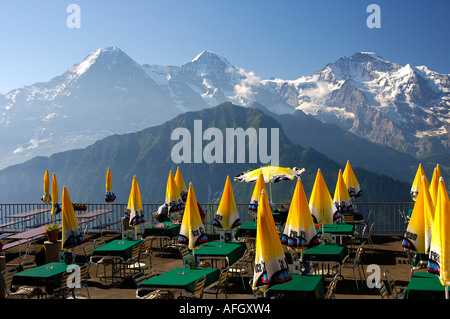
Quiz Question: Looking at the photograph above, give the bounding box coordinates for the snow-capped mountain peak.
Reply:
[0,48,449,171]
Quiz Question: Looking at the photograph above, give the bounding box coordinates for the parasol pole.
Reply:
[446,286,449,299]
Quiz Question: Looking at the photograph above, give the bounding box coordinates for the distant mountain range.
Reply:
[0,103,412,204]
[0,47,448,188]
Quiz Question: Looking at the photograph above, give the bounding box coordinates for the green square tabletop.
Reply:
[91,239,142,260]
[193,241,247,266]
[11,262,74,293]
[268,274,325,299]
[138,267,220,294]
[318,224,355,235]
[302,244,348,263]
[143,222,181,238]
[235,221,257,239]
[405,272,446,299]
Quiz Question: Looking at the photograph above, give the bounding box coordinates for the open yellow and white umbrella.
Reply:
[342,160,363,198]
[178,183,208,249]
[252,189,291,292]
[165,171,184,213]
[281,177,319,249]
[105,167,116,203]
[212,176,241,230]
[235,166,305,205]
[429,164,443,206]
[61,186,84,249]
[411,163,427,201]
[309,169,338,224]
[175,167,188,202]
[402,175,435,254]
[125,175,145,227]
[41,169,51,204]
[427,177,450,298]
[51,173,61,216]
[333,169,354,216]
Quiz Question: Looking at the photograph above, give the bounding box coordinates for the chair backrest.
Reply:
[142,265,157,279]
[368,222,375,235]
[1,268,18,293]
[83,242,95,256]
[179,246,190,258]
[378,280,390,299]
[355,245,364,261]
[20,261,37,271]
[383,269,397,296]
[130,243,142,260]
[218,267,229,286]
[94,238,106,248]
[140,238,153,255]
[79,264,90,281]
[59,271,72,290]
[133,271,147,287]
[343,214,354,224]
[192,276,207,298]
[325,273,339,299]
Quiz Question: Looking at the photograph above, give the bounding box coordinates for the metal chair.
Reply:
[228,248,254,290]
[121,242,143,275]
[93,238,107,248]
[138,237,154,267]
[73,263,91,299]
[178,275,207,299]
[324,271,340,299]
[51,271,74,299]
[341,244,365,290]
[378,279,390,299]
[20,261,37,271]
[1,268,42,299]
[179,245,190,259]
[384,269,405,299]
[204,267,229,299]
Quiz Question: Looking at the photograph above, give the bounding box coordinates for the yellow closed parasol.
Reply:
[61,186,84,249]
[252,189,291,293]
[125,175,145,227]
[309,169,338,224]
[105,167,116,203]
[178,183,208,249]
[402,175,435,254]
[42,169,51,204]
[427,177,450,298]
[333,169,354,216]
[165,171,183,213]
[212,176,241,230]
[281,177,318,249]
[174,167,188,202]
[429,164,443,206]
[411,163,427,201]
[342,160,362,198]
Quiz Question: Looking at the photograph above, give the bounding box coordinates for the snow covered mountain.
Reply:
[263,52,450,156]
[0,47,448,170]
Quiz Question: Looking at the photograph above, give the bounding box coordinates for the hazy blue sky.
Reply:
[0,0,449,93]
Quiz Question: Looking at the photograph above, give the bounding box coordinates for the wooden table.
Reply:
[3,224,61,260]
[268,274,325,299]
[5,208,50,229]
[77,209,114,234]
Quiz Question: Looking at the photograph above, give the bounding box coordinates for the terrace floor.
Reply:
[2,232,415,301]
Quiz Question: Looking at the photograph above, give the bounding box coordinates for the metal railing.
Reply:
[0,202,414,235]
